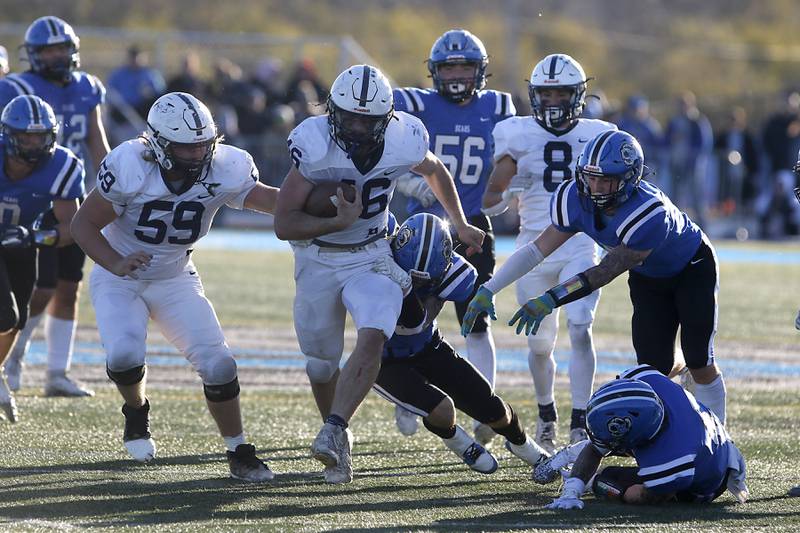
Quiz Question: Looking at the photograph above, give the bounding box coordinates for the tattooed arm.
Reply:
[583,245,652,289]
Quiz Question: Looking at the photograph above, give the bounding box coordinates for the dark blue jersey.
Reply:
[620,365,733,501]
[0,142,85,227]
[0,71,105,163]
[550,179,703,277]
[383,252,477,358]
[394,87,515,218]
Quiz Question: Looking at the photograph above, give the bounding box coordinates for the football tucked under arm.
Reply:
[302,181,357,218]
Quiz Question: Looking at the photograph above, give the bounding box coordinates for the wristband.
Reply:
[546,273,592,307]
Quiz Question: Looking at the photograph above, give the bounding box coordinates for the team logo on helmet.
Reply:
[607,416,632,437]
[155,101,175,115]
[393,226,414,250]
[620,143,637,166]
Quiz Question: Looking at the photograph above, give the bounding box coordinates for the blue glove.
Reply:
[508,293,556,336]
[461,285,496,337]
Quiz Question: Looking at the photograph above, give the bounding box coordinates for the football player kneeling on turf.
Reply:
[372,213,550,474]
[533,365,748,509]
[71,92,279,481]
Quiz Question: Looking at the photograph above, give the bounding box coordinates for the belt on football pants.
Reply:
[312,228,388,253]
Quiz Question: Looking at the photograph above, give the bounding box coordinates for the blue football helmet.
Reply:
[24,16,81,82]
[391,213,453,285]
[428,29,488,103]
[586,378,665,452]
[575,130,645,212]
[1,94,59,164]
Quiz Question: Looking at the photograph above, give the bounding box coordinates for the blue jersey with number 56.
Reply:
[394,87,515,218]
[0,71,105,165]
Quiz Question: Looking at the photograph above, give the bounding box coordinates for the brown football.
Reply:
[303,181,357,218]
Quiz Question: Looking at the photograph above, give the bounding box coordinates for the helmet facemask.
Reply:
[327,98,392,156]
[145,124,219,182]
[3,128,56,164]
[28,42,80,83]
[529,84,586,128]
[430,59,485,103]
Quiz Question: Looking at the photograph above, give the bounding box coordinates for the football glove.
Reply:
[461,285,496,337]
[0,225,32,248]
[545,477,585,510]
[372,255,412,295]
[502,174,533,202]
[395,174,437,208]
[509,293,556,336]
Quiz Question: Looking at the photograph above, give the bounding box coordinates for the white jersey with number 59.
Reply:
[96,139,259,279]
[493,117,616,260]
[287,111,429,246]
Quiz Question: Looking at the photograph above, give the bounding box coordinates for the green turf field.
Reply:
[4,240,800,531]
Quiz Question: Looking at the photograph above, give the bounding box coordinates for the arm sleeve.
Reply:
[482,242,544,294]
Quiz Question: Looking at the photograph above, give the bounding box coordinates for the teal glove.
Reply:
[509,293,556,336]
[461,286,497,337]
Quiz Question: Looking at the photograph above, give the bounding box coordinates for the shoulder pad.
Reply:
[615,196,668,248]
[391,111,429,165]
[394,87,428,113]
[492,116,527,161]
[549,179,580,231]
[286,116,330,176]
[483,90,516,118]
[48,146,85,199]
[0,75,34,108]
[433,253,477,302]
[96,140,150,203]
[209,144,259,191]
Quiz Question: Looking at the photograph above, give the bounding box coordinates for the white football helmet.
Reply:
[528,53,588,128]
[327,64,393,154]
[144,92,219,177]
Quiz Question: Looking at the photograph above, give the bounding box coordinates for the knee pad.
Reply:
[592,466,642,502]
[191,345,237,385]
[106,364,145,386]
[204,377,240,402]
[567,321,593,348]
[106,334,146,373]
[527,335,557,358]
[305,356,339,383]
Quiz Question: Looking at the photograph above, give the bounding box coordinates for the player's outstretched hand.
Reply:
[509,293,556,336]
[461,285,496,337]
[545,496,584,510]
[504,174,534,200]
[333,186,362,229]
[111,251,153,279]
[455,223,485,256]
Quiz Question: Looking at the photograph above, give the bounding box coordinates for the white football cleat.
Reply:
[312,423,353,484]
[324,428,353,484]
[45,372,95,397]
[535,418,557,455]
[505,436,550,466]
[0,375,18,423]
[532,439,591,485]
[394,405,419,437]
[443,425,498,474]
[122,400,155,462]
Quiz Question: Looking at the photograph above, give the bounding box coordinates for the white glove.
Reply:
[795,309,800,330]
[395,174,437,208]
[372,255,412,295]
[501,174,534,203]
[545,477,585,510]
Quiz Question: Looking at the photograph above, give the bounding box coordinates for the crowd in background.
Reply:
[2,42,800,240]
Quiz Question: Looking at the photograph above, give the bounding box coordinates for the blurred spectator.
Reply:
[757,91,800,238]
[284,59,327,120]
[713,106,759,216]
[0,45,8,77]
[617,95,663,175]
[167,51,209,101]
[664,91,714,229]
[251,57,283,103]
[581,87,610,120]
[106,46,166,144]
[208,58,247,139]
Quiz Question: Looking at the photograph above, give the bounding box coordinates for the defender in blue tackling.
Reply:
[462,130,728,425]
[532,365,747,509]
[392,29,516,444]
[372,213,549,474]
[0,95,85,421]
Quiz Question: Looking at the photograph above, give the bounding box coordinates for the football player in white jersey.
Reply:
[70,92,279,482]
[474,54,616,453]
[274,65,484,484]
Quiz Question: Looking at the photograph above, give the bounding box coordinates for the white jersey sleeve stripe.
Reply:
[436,260,473,299]
[551,180,573,228]
[406,89,424,112]
[638,453,696,476]
[619,203,666,245]
[58,158,84,199]
[642,468,695,488]
[398,89,415,112]
[5,74,33,96]
[616,198,661,238]
[619,365,663,380]
[49,156,77,196]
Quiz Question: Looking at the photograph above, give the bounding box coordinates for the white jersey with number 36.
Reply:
[96,140,258,279]
[287,111,429,245]
[493,117,616,260]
